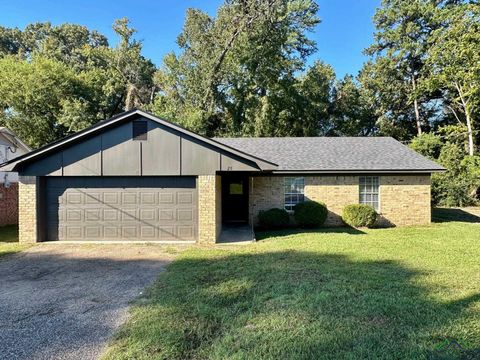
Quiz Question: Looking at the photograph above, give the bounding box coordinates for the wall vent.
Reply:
[132,121,148,141]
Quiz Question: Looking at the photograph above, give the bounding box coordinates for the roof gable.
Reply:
[0,110,278,173]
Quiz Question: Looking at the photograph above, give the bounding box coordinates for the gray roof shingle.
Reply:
[213,137,444,172]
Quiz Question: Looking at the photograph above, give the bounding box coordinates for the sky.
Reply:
[0,0,380,78]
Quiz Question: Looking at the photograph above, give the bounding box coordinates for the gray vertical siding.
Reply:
[19,117,260,176]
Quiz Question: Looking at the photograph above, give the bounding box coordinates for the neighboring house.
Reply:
[0,109,444,244]
[0,128,31,227]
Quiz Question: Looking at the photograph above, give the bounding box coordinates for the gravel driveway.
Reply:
[0,244,173,360]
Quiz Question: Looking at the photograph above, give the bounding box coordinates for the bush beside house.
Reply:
[294,201,328,228]
[342,204,377,228]
[258,208,290,230]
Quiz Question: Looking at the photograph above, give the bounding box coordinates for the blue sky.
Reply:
[0,0,380,78]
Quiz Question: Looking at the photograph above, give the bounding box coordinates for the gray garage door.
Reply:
[45,177,197,241]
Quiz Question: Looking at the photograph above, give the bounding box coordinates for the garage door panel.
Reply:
[104,193,120,205]
[121,208,138,222]
[85,226,102,238]
[122,226,137,239]
[46,177,197,241]
[103,209,119,221]
[85,209,101,221]
[177,225,195,239]
[177,192,194,204]
[66,226,83,239]
[85,192,102,204]
[177,209,194,221]
[140,192,157,205]
[159,226,175,240]
[159,209,174,221]
[122,193,137,205]
[159,193,174,204]
[139,208,156,221]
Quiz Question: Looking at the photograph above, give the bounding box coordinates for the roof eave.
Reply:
[270,169,445,174]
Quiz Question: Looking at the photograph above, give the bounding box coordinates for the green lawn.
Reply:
[0,225,29,258]
[105,212,479,359]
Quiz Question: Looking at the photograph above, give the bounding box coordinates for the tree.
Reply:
[363,0,450,137]
[409,133,443,160]
[426,3,480,155]
[0,56,79,147]
[151,0,321,137]
[0,19,156,147]
[0,22,108,67]
[433,142,476,206]
[101,18,156,110]
[329,75,377,136]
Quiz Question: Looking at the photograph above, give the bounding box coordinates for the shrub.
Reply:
[294,201,328,228]
[432,144,479,206]
[342,204,377,228]
[258,208,290,229]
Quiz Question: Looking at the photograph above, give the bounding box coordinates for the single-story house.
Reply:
[0,128,31,227]
[0,109,444,244]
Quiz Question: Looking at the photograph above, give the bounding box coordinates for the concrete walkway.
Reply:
[218,224,255,244]
[0,244,173,360]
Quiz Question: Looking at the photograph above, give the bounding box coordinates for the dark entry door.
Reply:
[222,174,249,223]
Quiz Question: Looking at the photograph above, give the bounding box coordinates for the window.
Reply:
[284,177,305,212]
[132,120,148,141]
[359,176,379,211]
[229,182,243,195]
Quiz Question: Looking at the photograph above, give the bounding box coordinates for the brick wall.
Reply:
[198,175,221,244]
[18,176,39,243]
[0,183,18,227]
[379,175,431,226]
[249,176,284,225]
[305,176,359,226]
[249,175,431,227]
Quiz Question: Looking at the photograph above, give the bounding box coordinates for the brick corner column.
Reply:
[198,175,221,245]
[18,176,39,243]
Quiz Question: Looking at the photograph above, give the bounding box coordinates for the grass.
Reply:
[0,225,29,258]
[104,209,480,360]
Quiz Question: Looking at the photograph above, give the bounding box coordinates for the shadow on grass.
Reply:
[108,251,480,360]
[433,208,480,224]
[255,226,365,241]
[0,225,19,243]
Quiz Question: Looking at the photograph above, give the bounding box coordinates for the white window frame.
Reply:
[284,177,305,212]
[359,176,380,211]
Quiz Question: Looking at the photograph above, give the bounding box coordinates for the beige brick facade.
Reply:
[18,176,39,243]
[379,175,431,226]
[249,175,431,227]
[198,175,222,244]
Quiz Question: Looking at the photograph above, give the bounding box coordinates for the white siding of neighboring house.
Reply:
[0,132,30,184]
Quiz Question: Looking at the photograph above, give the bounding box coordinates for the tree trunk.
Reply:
[455,82,475,156]
[411,75,422,136]
[465,112,474,156]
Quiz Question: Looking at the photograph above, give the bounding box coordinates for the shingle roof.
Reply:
[213,137,444,172]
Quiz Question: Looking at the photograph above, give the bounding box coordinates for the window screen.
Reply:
[132,121,148,141]
[359,176,379,211]
[284,177,305,212]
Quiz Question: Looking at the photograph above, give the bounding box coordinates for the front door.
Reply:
[222,174,249,223]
